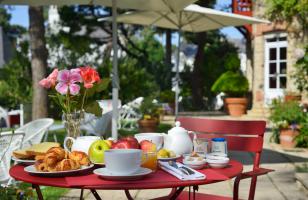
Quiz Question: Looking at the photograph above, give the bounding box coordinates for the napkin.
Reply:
[159,161,206,181]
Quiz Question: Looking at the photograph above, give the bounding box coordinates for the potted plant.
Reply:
[211,54,249,116]
[159,90,175,114]
[137,97,160,132]
[284,91,302,102]
[269,99,306,148]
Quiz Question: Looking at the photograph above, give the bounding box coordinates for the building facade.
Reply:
[233,0,307,117]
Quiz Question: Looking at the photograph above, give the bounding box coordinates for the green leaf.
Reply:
[85,101,102,117]
[95,78,110,92]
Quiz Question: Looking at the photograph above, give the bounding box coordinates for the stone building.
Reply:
[232,0,307,117]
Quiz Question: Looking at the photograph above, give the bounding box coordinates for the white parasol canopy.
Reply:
[113,4,270,117]
[0,0,197,139]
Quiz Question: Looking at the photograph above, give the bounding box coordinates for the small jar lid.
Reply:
[212,138,226,142]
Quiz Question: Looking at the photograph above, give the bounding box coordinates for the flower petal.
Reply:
[55,82,68,95]
[69,71,82,83]
[69,83,80,95]
[39,78,51,88]
[84,82,93,89]
[58,70,70,82]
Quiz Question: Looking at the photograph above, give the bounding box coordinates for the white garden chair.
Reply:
[117,97,143,130]
[80,100,121,137]
[16,118,54,148]
[0,131,24,185]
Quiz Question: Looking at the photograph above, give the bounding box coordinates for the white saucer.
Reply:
[94,167,152,181]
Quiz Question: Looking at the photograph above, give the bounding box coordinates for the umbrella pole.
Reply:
[175,28,182,119]
[112,0,119,139]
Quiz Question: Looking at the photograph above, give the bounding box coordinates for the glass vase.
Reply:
[63,111,84,138]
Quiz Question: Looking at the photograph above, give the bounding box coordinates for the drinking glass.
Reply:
[141,151,158,171]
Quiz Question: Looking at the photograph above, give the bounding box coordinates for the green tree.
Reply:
[123,28,171,91]
[266,0,308,35]
[0,41,32,109]
[182,31,238,110]
[29,6,48,120]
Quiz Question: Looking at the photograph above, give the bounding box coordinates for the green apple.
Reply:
[88,140,110,163]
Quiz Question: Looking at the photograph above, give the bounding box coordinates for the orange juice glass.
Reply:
[141,151,158,171]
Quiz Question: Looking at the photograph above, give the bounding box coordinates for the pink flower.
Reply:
[79,66,100,89]
[39,68,59,88]
[55,69,82,95]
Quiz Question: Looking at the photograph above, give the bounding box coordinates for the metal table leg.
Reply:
[91,189,102,200]
[125,190,134,200]
[80,189,84,200]
[32,184,44,200]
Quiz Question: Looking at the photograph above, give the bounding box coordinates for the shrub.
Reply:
[138,97,160,120]
[211,71,249,97]
[211,54,249,97]
[269,99,308,147]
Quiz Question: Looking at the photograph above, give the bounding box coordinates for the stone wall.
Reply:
[250,0,307,111]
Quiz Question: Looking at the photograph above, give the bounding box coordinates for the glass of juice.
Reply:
[141,151,158,171]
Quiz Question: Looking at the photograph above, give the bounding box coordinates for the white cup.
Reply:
[134,133,164,149]
[104,149,142,175]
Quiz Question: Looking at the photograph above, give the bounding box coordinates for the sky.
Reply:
[5,0,243,40]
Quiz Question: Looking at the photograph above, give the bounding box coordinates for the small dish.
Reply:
[206,152,227,159]
[158,155,181,162]
[183,153,206,159]
[12,156,35,165]
[206,157,230,169]
[183,158,206,169]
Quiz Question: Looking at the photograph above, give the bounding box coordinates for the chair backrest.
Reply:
[16,118,54,148]
[178,117,266,169]
[80,112,112,137]
[0,131,24,184]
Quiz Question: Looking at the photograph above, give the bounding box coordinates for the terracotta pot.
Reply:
[138,119,158,133]
[279,128,299,149]
[224,97,248,117]
[284,95,302,102]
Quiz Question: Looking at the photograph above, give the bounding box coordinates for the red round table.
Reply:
[10,160,243,200]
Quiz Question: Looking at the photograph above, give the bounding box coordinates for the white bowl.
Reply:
[134,133,164,149]
[183,157,206,169]
[206,157,230,169]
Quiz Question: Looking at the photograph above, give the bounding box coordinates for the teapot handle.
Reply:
[64,137,75,152]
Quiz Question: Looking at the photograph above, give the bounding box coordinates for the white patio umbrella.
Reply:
[113,4,270,118]
[0,0,197,139]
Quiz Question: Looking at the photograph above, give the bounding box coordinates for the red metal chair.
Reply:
[177,117,274,200]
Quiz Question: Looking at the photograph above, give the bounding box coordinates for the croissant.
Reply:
[46,147,66,161]
[43,152,59,167]
[35,160,48,172]
[55,159,80,171]
[69,151,91,166]
[35,154,45,161]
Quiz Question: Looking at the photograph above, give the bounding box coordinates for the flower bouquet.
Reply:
[40,66,109,138]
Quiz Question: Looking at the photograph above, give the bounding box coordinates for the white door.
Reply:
[264,37,287,105]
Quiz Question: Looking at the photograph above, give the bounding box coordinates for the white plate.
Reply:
[158,155,181,162]
[93,167,152,181]
[12,156,35,165]
[24,164,94,177]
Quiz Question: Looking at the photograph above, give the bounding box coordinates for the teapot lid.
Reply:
[168,121,187,134]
